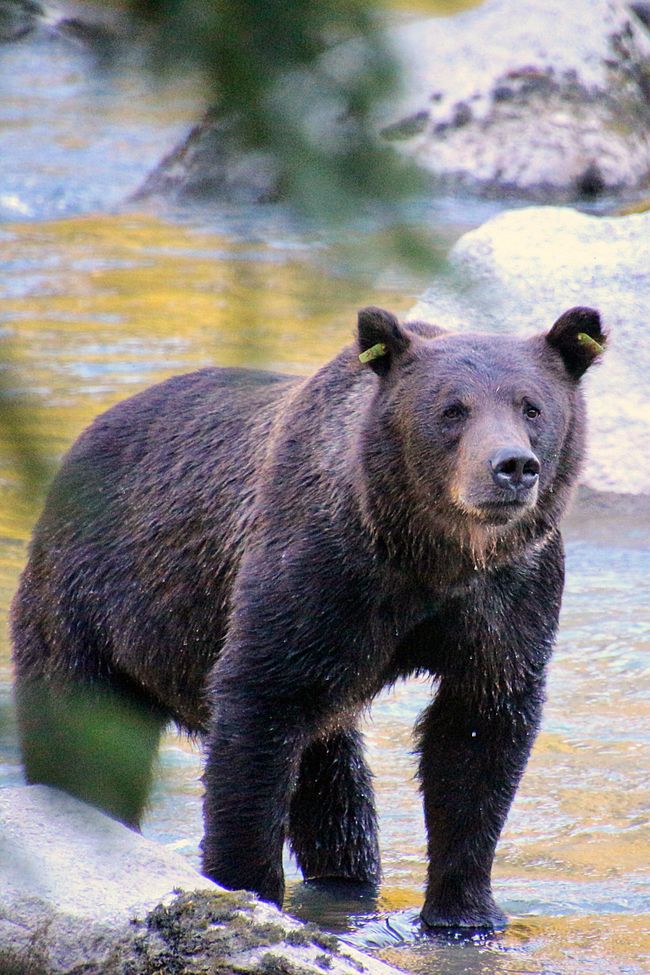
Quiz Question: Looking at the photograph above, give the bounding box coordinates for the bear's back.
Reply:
[13,366,302,727]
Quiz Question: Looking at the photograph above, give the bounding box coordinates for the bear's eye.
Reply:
[524,403,541,419]
[442,403,466,420]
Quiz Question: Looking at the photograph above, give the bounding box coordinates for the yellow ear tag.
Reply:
[577,332,604,355]
[359,342,387,364]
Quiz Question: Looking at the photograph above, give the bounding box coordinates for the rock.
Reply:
[0,0,43,41]
[0,784,401,975]
[132,110,280,206]
[631,2,650,30]
[378,0,650,200]
[0,0,132,52]
[137,0,650,207]
[411,206,650,496]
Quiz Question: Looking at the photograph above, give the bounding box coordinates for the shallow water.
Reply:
[0,17,648,975]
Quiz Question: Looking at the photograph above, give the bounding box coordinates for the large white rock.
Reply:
[0,785,400,975]
[411,206,650,495]
[138,0,650,205]
[377,0,650,197]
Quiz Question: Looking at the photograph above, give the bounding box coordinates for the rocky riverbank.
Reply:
[0,785,401,975]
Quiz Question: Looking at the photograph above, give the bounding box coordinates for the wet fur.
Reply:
[11,306,605,929]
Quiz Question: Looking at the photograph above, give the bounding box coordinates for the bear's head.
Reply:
[356,305,606,571]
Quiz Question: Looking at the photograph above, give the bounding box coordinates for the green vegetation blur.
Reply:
[128,0,415,217]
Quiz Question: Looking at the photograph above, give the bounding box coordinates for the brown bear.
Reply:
[11,305,606,930]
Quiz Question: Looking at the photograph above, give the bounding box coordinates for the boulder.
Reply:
[632,2,650,28]
[379,0,650,200]
[132,110,280,206]
[138,0,650,206]
[0,784,401,975]
[411,206,650,495]
[0,0,43,42]
[0,0,133,51]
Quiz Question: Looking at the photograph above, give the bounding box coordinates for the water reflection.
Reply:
[367,913,650,975]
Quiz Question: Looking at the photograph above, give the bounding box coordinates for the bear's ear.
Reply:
[545,306,607,379]
[357,306,411,376]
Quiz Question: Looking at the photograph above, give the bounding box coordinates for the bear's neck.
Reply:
[364,492,556,587]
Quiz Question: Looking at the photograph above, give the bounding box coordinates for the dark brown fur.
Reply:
[12,305,605,929]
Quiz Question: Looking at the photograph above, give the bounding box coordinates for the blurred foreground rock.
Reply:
[0,785,401,975]
[411,206,650,496]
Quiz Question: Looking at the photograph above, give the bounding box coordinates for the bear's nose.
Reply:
[490,447,540,492]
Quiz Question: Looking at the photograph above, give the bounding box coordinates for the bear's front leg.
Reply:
[202,688,308,906]
[201,528,380,905]
[416,674,547,930]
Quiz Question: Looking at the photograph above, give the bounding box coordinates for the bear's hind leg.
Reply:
[288,726,381,886]
[14,670,166,829]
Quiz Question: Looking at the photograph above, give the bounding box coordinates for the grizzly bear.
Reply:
[12,305,605,930]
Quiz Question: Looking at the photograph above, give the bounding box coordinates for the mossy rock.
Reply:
[108,889,391,975]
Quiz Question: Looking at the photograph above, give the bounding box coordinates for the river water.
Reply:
[0,19,648,975]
